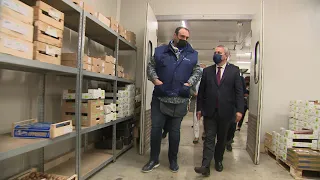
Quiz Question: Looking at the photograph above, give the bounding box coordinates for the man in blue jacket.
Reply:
[142,27,201,173]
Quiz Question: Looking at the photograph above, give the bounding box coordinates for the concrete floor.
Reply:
[90,112,292,180]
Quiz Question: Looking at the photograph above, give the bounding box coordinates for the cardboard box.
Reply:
[12,119,72,139]
[0,32,33,59]
[118,24,126,38]
[0,0,34,25]
[99,55,116,64]
[63,113,104,127]
[80,1,95,16]
[92,57,103,67]
[94,12,111,27]
[34,1,64,30]
[34,20,63,48]
[62,89,105,100]
[0,13,34,42]
[108,17,118,32]
[61,53,92,64]
[284,130,319,139]
[126,30,136,44]
[104,113,116,123]
[61,60,92,71]
[62,99,104,114]
[104,103,116,113]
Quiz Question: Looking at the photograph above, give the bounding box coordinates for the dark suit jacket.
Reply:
[197,63,244,121]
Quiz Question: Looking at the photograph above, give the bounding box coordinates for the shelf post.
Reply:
[112,36,119,162]
[76,8,86,179]
[38,74,46,172]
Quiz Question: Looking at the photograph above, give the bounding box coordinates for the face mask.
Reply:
[213,53,222,64]
[200,68,204,72]
[177,39,187,48]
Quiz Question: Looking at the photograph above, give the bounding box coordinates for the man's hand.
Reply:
[184,83,191,87]
[236,112,243,122]
[196,111,202,121]
[153,79,163,86]
[194,93,198,97]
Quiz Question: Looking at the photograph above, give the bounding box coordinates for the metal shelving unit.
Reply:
[0,0,137,179]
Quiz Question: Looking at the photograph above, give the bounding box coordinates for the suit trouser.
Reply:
[226,122,237,145]
[150,97,183,163]
[202,110,231,167]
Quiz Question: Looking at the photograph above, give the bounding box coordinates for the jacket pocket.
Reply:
[179,85,191,98]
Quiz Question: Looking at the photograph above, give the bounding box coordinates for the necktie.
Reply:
[216,67,222,108]
[216,67,222,85]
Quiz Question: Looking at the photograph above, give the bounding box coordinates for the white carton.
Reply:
[284,130,318,139]
[88,88,105,99]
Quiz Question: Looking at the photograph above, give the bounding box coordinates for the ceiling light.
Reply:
[237,61,251,64]
[181,20,186,28]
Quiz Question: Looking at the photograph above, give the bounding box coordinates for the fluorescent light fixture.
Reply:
[237,61,251,64]
[181,20,186,27]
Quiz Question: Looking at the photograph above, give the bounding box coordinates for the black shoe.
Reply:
[162,132,167,139]
[193,138,199,144]
[141,161,160,173]
[170,161,179,173]
[226,144,232,152]
[194,166,210,177]
[215,162,223,172]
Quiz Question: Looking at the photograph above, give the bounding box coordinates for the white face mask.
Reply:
[200,68,204,72]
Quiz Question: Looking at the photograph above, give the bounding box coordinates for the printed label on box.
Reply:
[48,8,61,21]
[2,0,28,16]
[45,26,58,38]
[3,38,28,52]
[2,19,26,35]
[45,45,60,56]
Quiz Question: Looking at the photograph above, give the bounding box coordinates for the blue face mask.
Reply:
[213,53,222,64]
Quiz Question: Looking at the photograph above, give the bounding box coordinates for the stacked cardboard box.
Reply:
[0,0,34,59]
[118,24,126,38]
[287,148,320,172]
[108,17,118,33]
[33,1,64,65]
[117,65,124,78]
[61,53,92,71]
[97,55,116,76]
[104,103,116,123]
[289,100,320,150]
[62,89,105,127]
[126,31,136,45]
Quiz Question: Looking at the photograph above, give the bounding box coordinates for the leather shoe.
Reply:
[142,161,160,173]
[215,162,223,172]
[194,166,210,177]
[226,144,232,152]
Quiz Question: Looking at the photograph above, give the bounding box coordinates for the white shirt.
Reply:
[216,62,227,79]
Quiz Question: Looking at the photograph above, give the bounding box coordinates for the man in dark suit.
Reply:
[194,45,244,177]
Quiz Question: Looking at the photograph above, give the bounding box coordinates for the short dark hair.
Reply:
[175,27,190,35]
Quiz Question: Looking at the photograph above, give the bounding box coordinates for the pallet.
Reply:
[277,157,320,179]
[34,41,61,65]
[34,1,65,30]
[265,147,277,160]
[34,20,63,48]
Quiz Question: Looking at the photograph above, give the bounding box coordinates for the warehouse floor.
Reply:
[90,112,292,180]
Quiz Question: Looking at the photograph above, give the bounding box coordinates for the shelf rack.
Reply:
[0,0,137,179]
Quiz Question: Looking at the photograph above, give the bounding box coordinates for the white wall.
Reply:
[0,0,118,178]
[260,0,320,138]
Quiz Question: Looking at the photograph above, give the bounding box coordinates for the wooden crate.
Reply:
[0,13,33,42]
[61,60,92,71]
[0,32,33,59]
[9,168,77,180]
[34,41,61,65]
[34,1,64,30]
[0,0,34,25]
[12,119,73,139]
[34,20,63,48]
[108,17,118,32]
